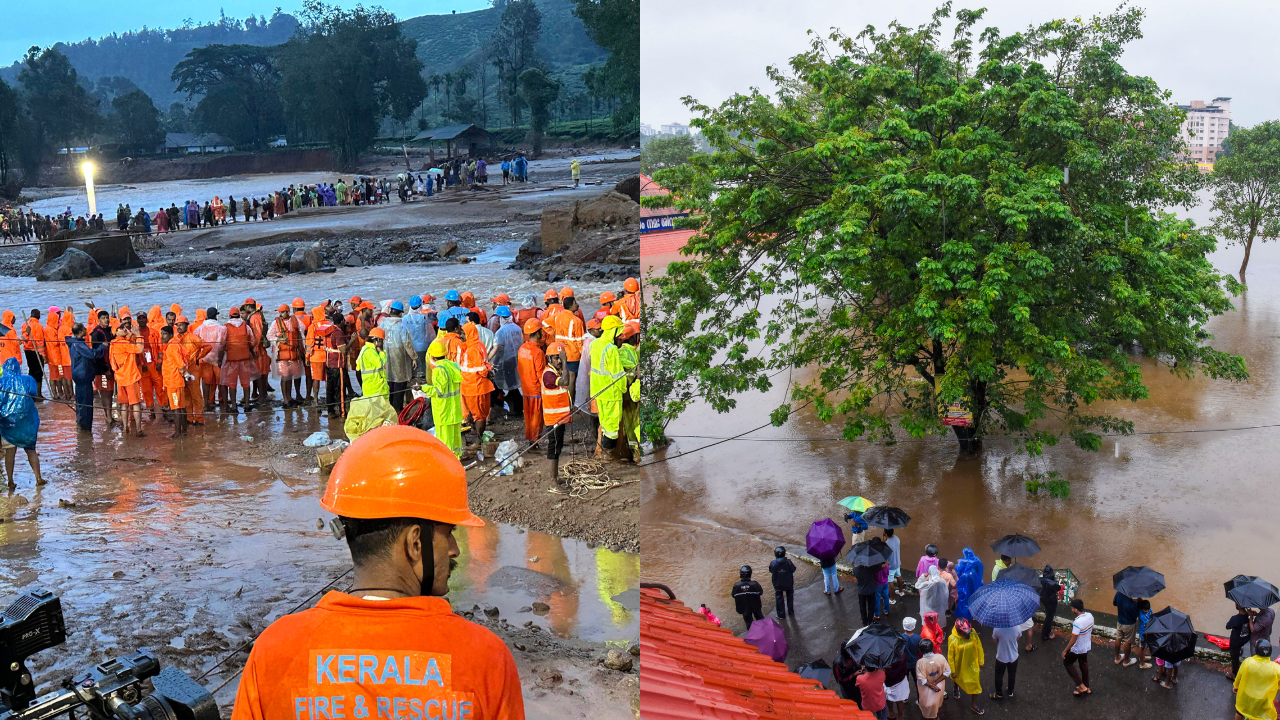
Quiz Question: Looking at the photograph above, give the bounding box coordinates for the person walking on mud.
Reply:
[733,565,764,630]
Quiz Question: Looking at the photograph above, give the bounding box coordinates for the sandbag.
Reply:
[0,358,39,449]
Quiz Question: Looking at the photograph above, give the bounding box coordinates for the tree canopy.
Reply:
[1211,121,1280,279]
[492,0,543,128]
[572,0,638,132]
[641,135,697,174]
[645,6,1247,454]
[519,67,562,156]
[172,44,284,149]
[18,47,100,153]
[110,89,163,151]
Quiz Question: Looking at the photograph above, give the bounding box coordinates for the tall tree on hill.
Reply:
[519,67,560,157]
[17,47,100,158]
[0,80,20,185]
[491,0,542,128]
[110,89,164,152]
[1210,121,1280,280]
[573,0,638,132]
[278,1,426,166]
[645,7,1247,456]
[445,67,478,124]
[172,44,284,149]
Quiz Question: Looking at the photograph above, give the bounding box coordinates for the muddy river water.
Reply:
[0,250,636,705]
[642,198,1280,641]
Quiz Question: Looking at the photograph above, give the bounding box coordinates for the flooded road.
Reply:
[642,203,1280,640]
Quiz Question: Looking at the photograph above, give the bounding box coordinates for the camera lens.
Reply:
[129,694,179,720]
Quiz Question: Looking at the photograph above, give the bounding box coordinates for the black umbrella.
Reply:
[849,538,894,567]
[996,562,1042,588]
[1225,575,1280,609]
[797,659,833,689]
[847,623,906,669]
[990,534,1042,558]
[862,506,911,529]
[1113,566,1166,598]
[1142,606,1198,663]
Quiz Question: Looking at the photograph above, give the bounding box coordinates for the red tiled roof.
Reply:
[640,174,669,197]
[641,587,872,719]
[640,229,697,257]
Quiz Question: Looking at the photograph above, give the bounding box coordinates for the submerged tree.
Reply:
[1211,121,1280,280]
[645,6,1247,455]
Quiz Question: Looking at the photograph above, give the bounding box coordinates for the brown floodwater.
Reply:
[642,214,1280,638]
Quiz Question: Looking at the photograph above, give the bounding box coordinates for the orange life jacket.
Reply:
[542,365,571,425]
[224,321,254,362]
[274,317,302,361]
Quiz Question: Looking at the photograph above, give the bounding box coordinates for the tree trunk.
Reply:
[1241,227,1256,281]
[951,425,981,456]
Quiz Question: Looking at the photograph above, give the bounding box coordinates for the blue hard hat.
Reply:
[390,300,404,312]
[495,305,511,317]
[410,295,423,308]
[445,290,461,302]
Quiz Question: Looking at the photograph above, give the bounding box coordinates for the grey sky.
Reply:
[2,0,487,68]
[642,0,1273,129]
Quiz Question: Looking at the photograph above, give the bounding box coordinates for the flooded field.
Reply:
[642,198,1280,637]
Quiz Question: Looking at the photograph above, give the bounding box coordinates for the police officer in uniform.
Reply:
[732,565,765,630]
[769,547,797,620]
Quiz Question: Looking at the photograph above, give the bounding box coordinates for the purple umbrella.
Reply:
[806,519,846,561]
[743,617,788,662]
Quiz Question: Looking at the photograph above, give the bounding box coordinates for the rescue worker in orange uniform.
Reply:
[540,289,562,337]
[270,304,305,408]
[45,308,68,401]
[231,425,523,719]
[292,299,311,402]
[174,315,210,425]
[145,306,168,416]
[0,310,22,369]
[552,294,586,402]
[459,322,494,445]
[134,311,160,419]
[542,341,572,485]
[593,292,617,322]
[160,325,190,438]
[21,309,46,401]
[245,299,273,405]
[306,307,333,408]
[517,319,546,444]
[460,291,487,327]
[619,277,641,322]
[108,319,145,437]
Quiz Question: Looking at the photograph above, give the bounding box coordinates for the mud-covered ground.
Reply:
[466,411,641,554]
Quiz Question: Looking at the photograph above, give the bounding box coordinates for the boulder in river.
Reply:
[36,248,103,282]
[274,246,296,269]
[289,247,322,273]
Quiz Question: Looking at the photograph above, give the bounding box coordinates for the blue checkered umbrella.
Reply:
[968,579,1041,628]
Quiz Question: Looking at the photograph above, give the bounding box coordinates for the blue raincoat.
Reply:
[954,547,985,621]
[0,358,39,448]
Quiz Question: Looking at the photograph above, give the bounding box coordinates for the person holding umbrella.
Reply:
[732,565,764,630]
[946,618,985,715]
[1142,605,1197,689]
[807,518,846,595]
[838,495,873,544]
[1234,640,1280,720]
[851,538,893,625]
[1113,588,1142,667]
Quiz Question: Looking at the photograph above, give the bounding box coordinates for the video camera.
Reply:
[0,590,217,720]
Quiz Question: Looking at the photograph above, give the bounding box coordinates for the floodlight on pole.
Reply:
[82,161,97,218]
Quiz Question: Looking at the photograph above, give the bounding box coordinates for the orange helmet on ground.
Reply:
[368,327,386,340]
[624,277,640,293]
[545,341,566,356]
[522,319,542,335]
[543,289,559,301]
[600,291,617,305]
[321,425,483,526]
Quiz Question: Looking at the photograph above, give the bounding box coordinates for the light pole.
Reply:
[82,161,96,218]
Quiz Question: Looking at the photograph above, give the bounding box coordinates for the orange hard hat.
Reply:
[543,289,559,301]
[619,322,640,340]
[600,291,617,305]
[368,327,386,340]
[244,297,256,306]
[321,425,483,526]
[489,293,511,305]
[276,304,290,312]
[624,277,640,293]
[421,293,435,303]
[545,341,566,356]
[291,298,306,308]
[175,315,190,324]
[350,295,362,305]
[586,318,602,330]
[558,286,574,299]
[522,319,542,335]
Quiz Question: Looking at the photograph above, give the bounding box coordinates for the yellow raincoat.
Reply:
[424,356,463,457]
[946,627,984,695]
[1235,655,1280,720]
[590,318,624,440]
[344,395,397,443]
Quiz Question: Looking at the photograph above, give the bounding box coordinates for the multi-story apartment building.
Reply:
[1178,97,1231,165]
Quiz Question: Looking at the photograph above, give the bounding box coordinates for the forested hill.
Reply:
[402,0,605,74]
[0,11,299,103]
[0,0,604,105]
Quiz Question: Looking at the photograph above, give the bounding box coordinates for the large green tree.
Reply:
[518,67,561,157]
[645,7,1247,455]
[279,1,425,166]
[1211,121,1280,279]
[17,47,100,156]
[110,89,164,151]
[573,0,638,132]
[641,135,697,174]
[172,44,284,149]
[491,0,542,128]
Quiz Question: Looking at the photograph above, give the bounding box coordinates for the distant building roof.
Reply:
[164,132,233,148]
[411,124,492,142]
[640,586,871,719]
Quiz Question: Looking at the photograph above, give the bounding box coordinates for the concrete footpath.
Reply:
[749,562,1239,719]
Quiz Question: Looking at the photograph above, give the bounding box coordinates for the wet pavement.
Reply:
[641,192,1270,713]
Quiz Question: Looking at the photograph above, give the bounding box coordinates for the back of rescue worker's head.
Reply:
[343,516,420,567]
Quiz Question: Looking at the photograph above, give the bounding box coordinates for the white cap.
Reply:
[903,617,918,632]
